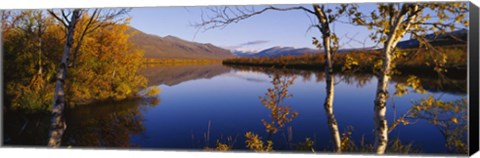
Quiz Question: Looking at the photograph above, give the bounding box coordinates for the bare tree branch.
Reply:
[47,10,68,28]
[194,6,315,31]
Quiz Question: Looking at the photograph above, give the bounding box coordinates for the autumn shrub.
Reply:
[68,20,147,104]
[3,11,147,110]
[245,132,273,152]
[259,73,298,136]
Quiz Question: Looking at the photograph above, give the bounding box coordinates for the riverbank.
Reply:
[223,46,467,79]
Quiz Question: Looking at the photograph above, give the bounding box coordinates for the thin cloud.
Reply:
[239,40,269,46]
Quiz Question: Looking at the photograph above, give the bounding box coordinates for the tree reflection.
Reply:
[339,74,374,88]
[3,96,159,147]
[226,65,466,95]
[62,98,159,147]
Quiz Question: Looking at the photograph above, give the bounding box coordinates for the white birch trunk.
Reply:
[313,5,342,152]
[323,36,342,153]
[372,5,417,152]
[373,34,398,154]
[47,10,81,147]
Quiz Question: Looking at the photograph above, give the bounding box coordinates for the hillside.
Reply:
[233,47,319,57]
[396,29,467,48]
[127,27,235,59]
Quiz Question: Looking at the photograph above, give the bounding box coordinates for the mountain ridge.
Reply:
[127,27,235,60]
[232,29,467,58]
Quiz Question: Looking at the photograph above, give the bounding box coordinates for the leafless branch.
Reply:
[194,6,315,31]
[47,10,68,28]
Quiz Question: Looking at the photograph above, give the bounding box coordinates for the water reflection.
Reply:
[3,64,468,154]
[3,109,51,146]
[63,98,159,147]
[3,97,158,147]
[225,65,466,94]
[140,64,231,86]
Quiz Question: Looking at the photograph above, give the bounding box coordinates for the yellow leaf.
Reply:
[451,117,459,124]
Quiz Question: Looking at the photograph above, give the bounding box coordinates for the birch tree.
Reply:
[46,8,130,147]
[70,9,129,67]
[47,9,82,147]
[346,2,468,154]
[195,4,348,152]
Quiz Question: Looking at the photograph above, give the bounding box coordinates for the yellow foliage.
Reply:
[245,132,273,152]
[145,86,161,97]
[3,11,147,110]
[259,73,298,135]
[342,54,359,71]
[215,142,231,151]
[409,96,468,154]
[68,18,147,104]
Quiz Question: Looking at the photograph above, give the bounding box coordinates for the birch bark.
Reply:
[47,9,81,147]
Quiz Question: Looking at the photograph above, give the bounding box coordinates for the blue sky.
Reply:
[128,4,377,52]
[127,3,465,52]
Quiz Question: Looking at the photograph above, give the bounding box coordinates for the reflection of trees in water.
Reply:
[3,96,159,147]
[3,110,51,146]
[228,65,465,154]
[406,96,468,154]
[226,65,313,80]
[226,65,466,94]
[390,76,466,95]
[339,74,374,88]
[63,98,159,147]
[140,64,231,86]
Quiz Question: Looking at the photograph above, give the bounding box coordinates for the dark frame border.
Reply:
[469,1,479,156]
[0,1,478,156]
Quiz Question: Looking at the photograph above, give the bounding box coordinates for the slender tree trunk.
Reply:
[71,34,84,67]
[373,39,395,154]
[37,22,43,76]
[47,9,81,147]
[313,4,342,153]
[323,36,341,153]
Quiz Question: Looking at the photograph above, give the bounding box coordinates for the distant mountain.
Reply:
[233,46,320,58]
[397,29,467,49]
[232,46,378,58]
[231,50,258,56]
[233,29,468,58]
[128,27,235,59]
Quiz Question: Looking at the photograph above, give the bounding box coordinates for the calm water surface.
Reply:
[4,64,467,154]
